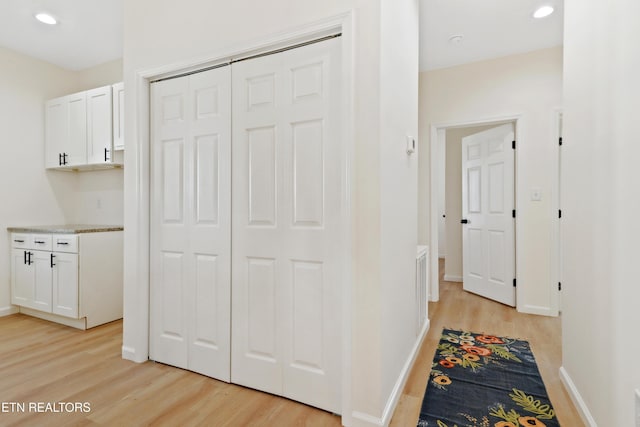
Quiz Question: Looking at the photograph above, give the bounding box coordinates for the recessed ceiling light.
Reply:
[533,6,554,19]
[35,13,57,25]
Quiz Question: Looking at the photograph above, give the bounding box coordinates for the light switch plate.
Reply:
[406,136,416,155]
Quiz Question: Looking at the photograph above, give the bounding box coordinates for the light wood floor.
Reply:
[0,261,582,426]
[389,259,584,427]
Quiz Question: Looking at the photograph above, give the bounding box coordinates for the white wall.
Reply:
[561,0,640,424]
[443,124,500,281]
[379,0,419,412]
[419,47,563,315]
[0,47,124,316]
[122,0,419,424]
[0,46,78,315]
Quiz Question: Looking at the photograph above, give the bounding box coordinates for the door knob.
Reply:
[461,219,469,224]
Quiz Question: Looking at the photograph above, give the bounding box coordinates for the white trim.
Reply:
[381,319,430,426]
[124,11,355,422]
[519,304,556,316]
[559,366,597,427]
[351,319,430,427]
[121,346,138,361]
[443,274,463,283]
[0,306,19,317]
[19,307,87,329]
[550,108,563,315]
[429,114,522,309]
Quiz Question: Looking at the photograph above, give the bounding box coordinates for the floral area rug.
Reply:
[417,329,559,427]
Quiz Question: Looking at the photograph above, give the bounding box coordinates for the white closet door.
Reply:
[150,66,232,381]
[231,38,343,413]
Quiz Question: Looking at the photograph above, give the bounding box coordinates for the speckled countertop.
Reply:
[7,224,123,234]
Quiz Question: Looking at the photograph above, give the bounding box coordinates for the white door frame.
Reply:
[550,108,562,313]
[429,114,521,305]
[124,13,354,425]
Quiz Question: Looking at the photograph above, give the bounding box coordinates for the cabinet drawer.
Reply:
[31,234,52,251]
[52,235,78,253]
[11,233,30,249]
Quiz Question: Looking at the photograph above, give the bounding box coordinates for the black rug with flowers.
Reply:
[417,329,559,427]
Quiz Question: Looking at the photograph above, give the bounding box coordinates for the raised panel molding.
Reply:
[292,120,324,227]
[292,62,324,101]
[160,251,185,339]
[291,260,324,373]
[247,257,277,362]
[195,134,220,224]
[194,254,219,349]
[248,127,277,226]
[248,74,276,110]
[162,139,185,223]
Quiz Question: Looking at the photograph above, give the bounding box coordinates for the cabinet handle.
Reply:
[35,240,46,244]
[24,250,27,265]
[27,251,32,265]
[50,253,56,268]
[57,242,69,245]
[63,153,68,165]
[59,153,62,166]
[104,147,110,162]
[14,239,24,243]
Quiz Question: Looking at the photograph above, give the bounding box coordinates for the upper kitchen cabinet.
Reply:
[86,86,113,164]
[45,84,124,171]
[45,92,87,168]
[112,82,124,151]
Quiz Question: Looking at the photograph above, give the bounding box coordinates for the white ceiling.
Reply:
[0,0,122,71]
[420,0,564,71]
[0,0,562,72]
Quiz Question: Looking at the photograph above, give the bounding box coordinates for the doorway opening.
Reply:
[429,116,519,306]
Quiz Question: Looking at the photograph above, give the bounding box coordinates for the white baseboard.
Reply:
[443,274,462,282]
[0,306,19,317]
[351,319,431,427]
[122,346,145,363]
[519,304,556,317]
[559,366,597,427]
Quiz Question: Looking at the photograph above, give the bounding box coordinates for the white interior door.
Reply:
[150,66,231,381]
[231,37,343,413]
[461,123,515,306]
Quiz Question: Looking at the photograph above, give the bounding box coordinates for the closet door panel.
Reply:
[151,76,190,370]
[232,38,342,413]
[187,68,232,381]
[151,66,231,381]
[232,51,284,394]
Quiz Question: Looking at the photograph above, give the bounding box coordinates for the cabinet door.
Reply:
[52,252,78,318]
[10,249,52,312]
[112,82,125,151]
[45,97,67,168]
[66,92,88,166]
[32,250,53,312]
[11,248,34,307]
[87,86,113,164]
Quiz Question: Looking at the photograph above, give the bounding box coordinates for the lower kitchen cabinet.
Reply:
[9,229,123,329]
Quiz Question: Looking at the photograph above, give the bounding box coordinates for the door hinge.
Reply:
[513,278,517,288]
[512,140,516,150]
[559,209,562,219]
[512,209,516,218]
[559,137,563,146]
[558,282,562,291]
